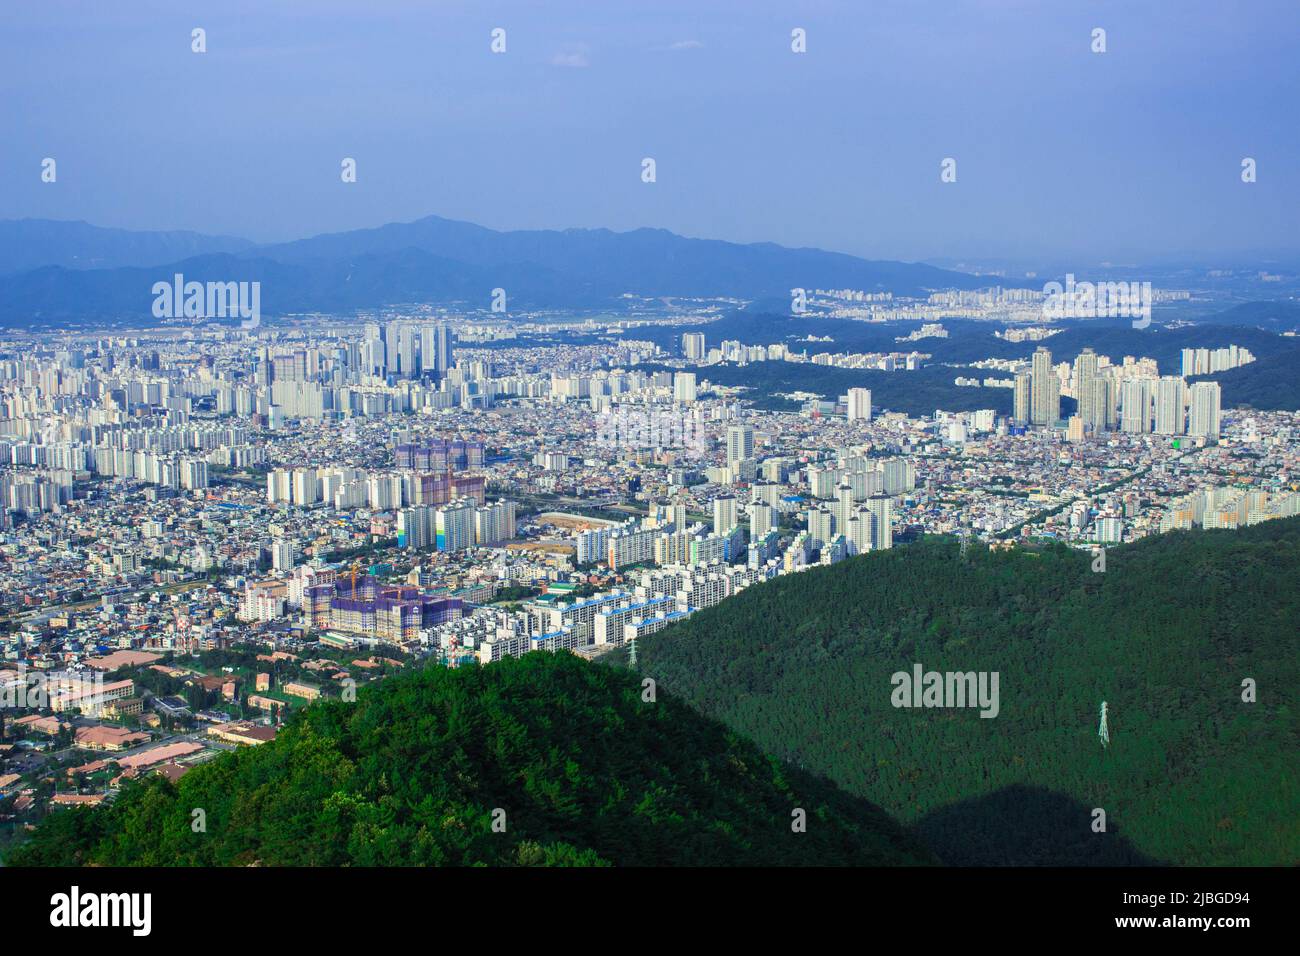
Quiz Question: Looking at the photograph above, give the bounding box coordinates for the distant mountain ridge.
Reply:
[0,219,253,275]
[1195,300,1300,331]
[0,215,987,325]
[246,215,988,299]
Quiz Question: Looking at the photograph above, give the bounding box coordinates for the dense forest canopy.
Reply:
[6,653,929,867]
[613,518,1300,865]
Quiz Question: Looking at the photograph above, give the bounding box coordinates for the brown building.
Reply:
[282,681,322,702]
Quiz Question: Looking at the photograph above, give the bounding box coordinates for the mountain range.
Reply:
[0,217,988,325]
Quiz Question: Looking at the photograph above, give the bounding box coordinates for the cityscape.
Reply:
[0,0,1295,938]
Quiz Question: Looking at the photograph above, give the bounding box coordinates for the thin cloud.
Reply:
[550,46,590,68]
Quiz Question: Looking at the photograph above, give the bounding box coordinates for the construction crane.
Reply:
[349,559,363,598]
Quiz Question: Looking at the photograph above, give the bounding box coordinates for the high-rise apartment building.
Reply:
[846,387,872,422]
[1013,369,1032,423]
[1074,348,1106,434]
[1188,381,1222,439]
[726,424,754,466]
[1154,376,1185,435]
[435,324,454,377]
[474,499,517,546]
[865,494,893,550]
[398,325,418,379]
[682,332,706,360]
[1030,347,1059,425]
[747,501,776,537]
[398,504,438,550]
[1121,379,1152,434]
[713,495,738,535]
[435,499,477,552]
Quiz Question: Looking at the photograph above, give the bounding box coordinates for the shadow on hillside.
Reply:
[913,784,1165,866]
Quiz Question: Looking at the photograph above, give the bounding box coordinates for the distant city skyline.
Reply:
[3,0,1298,265]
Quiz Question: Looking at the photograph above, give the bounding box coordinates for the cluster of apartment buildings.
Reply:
[1011,346,1224,440]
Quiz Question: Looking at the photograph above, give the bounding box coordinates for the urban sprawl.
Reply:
[1,309,1296,820]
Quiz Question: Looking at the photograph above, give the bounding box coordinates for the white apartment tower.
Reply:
[726,424,754,466]
[1030,347,1059,426]
[846,388,873,422]
[1188,381,1222,439]
[1013,369,1032,424]
[713,495,738,535]
[1154,376,1185,436]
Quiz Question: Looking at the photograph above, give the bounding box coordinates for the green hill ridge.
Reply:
[6,652,930,867]
[612,518,1300,865]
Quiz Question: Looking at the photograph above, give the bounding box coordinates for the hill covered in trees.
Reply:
[1192,346,1300,411]
[6,652,929,867]
[613,519,1300,865]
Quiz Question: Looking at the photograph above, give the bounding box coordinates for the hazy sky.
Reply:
[3,0,1297,265]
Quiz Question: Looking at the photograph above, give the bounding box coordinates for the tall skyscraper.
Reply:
[846,388,872,422]
[435,324,454,377]
[726,424,754,466]
[832,483,856,532]
[420,326,439,377]
[435,499,477,552]
[271,540,297,571]
[1030,347,1059,426]
[1154,376,1185,435]
[673,372,697,404]
[747,501,776,537]
[865,494,893,550]
[1104,373,1120,429]
[384,320,402,377]
[1099,377,1114,431]
[713,495,738,535]
[1074,348,1106,434]
[1121,379,1152,434]
[398,325,418,380]
[670,496,690,531]
[1013,369,1032,423]
[360,338,384,378]
[682,332,706,360]
[1188,381,1222,439]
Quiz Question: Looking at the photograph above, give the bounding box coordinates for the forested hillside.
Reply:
[1192,346,1300,411]
[6,653,929,867]
[615,519,1300,865]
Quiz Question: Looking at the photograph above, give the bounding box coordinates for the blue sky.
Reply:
[2,0,1297,265]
